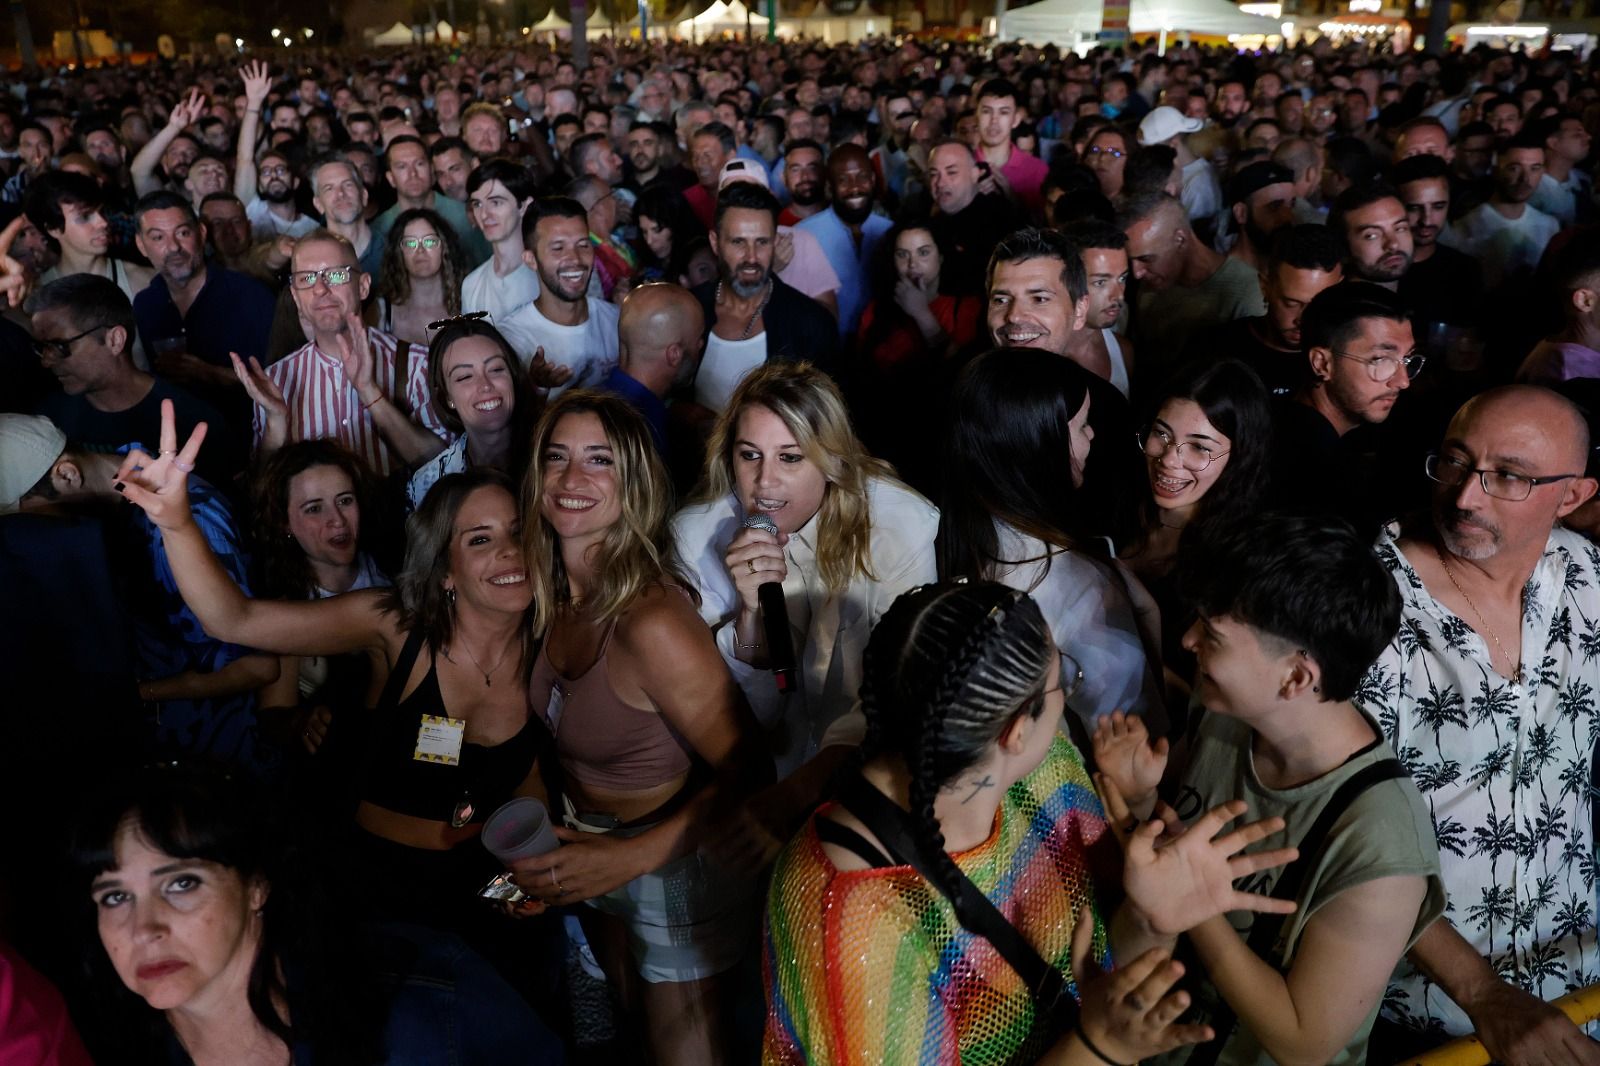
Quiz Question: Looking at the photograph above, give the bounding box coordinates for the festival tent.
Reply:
[370,21,418,44]
[675,0,769,36]
[530,8,574,33]
[1000,0,1279,43]
[785,0,895,39]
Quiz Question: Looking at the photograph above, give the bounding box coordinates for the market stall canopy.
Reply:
[676,0,770,34]
[1001,0,1280,41]
[532,8,574,30]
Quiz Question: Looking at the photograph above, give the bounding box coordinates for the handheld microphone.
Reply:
[741,513,797,694]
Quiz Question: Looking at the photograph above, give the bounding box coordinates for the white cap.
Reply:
[0,414,67,514]
[1138,106,1204,146]
[718,157,771,191]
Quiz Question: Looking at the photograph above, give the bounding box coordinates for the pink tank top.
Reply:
[528,614,695,791]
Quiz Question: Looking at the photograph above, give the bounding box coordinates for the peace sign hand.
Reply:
[113,398,206,533]
[0,215,33,309]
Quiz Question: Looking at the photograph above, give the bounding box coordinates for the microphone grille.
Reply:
[742,513,780,536]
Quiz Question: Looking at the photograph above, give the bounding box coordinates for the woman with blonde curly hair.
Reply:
[672,361,940,779]
[512,389,769,1066]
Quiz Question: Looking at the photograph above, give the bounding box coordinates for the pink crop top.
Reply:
[528,616,695,791]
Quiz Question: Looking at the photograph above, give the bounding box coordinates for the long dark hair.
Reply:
[424,319,535,485]
[635,183,706,272]
[857,581,1054,925]
[859,216,954,357]
[250,440,379,600]
[375,206,466,311]
[69,762,386,1065]
[1126,358,1274,552]
[937,348,1103,582]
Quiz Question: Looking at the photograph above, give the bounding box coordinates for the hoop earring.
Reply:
[446,587,457,607]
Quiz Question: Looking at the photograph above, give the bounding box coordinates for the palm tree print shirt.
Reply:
[1357,523,1600,1037]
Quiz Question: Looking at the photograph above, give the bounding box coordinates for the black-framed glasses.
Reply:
[1136,426,1229,472]
[1334,348,1425,382]
[32,324,106,362]
[1424,453,1580,502]
[288,266,356,290]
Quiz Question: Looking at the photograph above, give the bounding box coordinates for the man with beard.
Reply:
[79,120,135,211]
[252,229,447,477]
[926,140,1021,298]
[1184,223,1344,396]
[1118,190,1265,379]
[1449,132,1560,291]
[128,93,204,199]
[622,120,694,196]
[1224,161,1296,273]
[130,191,275,419]
[1393,154,1483,335]
[1328,184,1413,292]
[1269,282,1420,533]
[1304,93,1340,143]
[310,155,381,280]
[688,182,836,414]
[1059,219,1136,397]
[1449,120,1496,221]
[369,136,489,268]
[778,140,828,226]
[31,273,243,489]
[498,198,620,395]
[234,62,317,242]
[1354,386,1598,1066]
[427,137,477,203]
[684,121,736,230]
[796,144,890,338]
[1213,78,1251,130]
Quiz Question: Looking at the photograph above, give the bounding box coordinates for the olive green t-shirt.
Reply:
[1160,708,1447,1066]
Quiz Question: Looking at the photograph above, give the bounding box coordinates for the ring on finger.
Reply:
[747,559,756,576]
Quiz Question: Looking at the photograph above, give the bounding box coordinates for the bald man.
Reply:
[602,282,706,458]
[796,143,892,337]
[1355,386,1600,1063]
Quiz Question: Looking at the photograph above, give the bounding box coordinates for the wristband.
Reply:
[361,393,383,411]
[1074,1026,1129,1066]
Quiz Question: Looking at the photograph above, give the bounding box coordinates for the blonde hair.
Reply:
[522,389,688,635]
[698,362,893,595]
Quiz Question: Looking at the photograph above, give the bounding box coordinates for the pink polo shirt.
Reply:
[979,143,1049,217]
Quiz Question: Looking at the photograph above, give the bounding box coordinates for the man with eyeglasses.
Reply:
[236,61,317,243]
[1354,385,1599,1064]
[29,273,243,490]
[249,229,447,478]
[1270,281,1421,534]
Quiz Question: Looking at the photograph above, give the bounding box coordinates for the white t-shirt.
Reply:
[695,331,767,413]
[498,296,620,397]
[245,197,319,241]
[460,259,539,324]
[1448,202,1561,290]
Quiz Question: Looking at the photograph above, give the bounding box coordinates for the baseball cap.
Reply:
[1138,106,1204,146]
[718,157,771,191]
[0,414,67,514]
[1228,161,1297,206]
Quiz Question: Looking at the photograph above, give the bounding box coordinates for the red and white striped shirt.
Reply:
[253,327,447,477]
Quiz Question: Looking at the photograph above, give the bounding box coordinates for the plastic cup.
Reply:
[482,797,560,864]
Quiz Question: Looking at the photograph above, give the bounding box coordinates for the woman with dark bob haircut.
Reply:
[69,760,562,1065]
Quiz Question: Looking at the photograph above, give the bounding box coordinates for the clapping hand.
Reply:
[1105,775,1299,938]
[113,399,206,533]
[527,346,575,391]
[1092,711,1168,818]
[332,313,380,406]
[1051,906,1214,1065]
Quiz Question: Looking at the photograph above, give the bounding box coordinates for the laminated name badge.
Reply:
[413,714,467,765]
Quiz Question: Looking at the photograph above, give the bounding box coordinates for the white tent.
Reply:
[779,0,892,40]
[675,0,769,36]
[1000,0,1279,42]
[369,21,417,44]
[531,8,573,33]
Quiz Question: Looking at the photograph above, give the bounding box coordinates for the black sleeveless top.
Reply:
[362,629,546,825]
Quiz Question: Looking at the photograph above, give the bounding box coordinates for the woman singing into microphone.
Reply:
[672,362,939,779]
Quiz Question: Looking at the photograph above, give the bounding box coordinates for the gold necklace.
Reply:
[446,633,517,687]
[1435,546,1522,685]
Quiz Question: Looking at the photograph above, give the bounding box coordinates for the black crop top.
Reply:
[362,630,546,825]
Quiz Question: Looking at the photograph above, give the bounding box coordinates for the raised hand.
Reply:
[168,89,205,131]
[333,313,380,405]
[1118,783,1299,937]
[773,229,795,273]
[0,215,33,308]
[239,60,272,107]
[1055,906,1214,1065]
[113,398,206,533]
[1092,711,1168,814]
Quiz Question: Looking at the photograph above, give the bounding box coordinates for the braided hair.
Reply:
[859,580,1055,925]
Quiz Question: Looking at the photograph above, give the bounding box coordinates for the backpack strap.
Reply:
[1184,757,1410,1066]
[837,774,1081,1026]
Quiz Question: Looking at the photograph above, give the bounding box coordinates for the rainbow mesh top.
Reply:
[762,736,1117,1066]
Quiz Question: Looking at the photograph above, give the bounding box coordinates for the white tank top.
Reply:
[1103,328,1130,398]
[696,332,768,413]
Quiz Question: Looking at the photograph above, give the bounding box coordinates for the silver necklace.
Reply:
[717,279,773,339]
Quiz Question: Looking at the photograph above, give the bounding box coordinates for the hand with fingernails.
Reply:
[723,523,788,616]
[112,398,206,533]
[334,312,381,407]
[509,829,647,906]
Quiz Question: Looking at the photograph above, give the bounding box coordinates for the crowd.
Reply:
[0,29,1597,1066]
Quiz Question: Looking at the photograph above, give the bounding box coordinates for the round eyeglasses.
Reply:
[1136,427,1229,472]
[1334,348,1425,383]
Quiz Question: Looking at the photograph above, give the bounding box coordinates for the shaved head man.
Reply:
[606,282,706,458]
[1357,385,1597,1063]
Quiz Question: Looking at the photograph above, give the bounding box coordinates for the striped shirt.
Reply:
[253,327,447,476]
